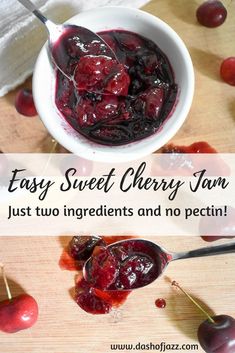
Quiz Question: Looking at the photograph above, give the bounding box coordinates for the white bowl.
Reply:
[33,6,194,163]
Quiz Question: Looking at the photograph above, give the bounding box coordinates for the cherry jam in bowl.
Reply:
[33,7,194,162]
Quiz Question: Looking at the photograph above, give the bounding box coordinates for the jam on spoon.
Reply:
[17,0,121,94]
[60,237,235,314]
[83,239,235,291]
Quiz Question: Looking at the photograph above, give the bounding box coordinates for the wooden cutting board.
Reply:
[0,236,235,353]
[0,0,235,352]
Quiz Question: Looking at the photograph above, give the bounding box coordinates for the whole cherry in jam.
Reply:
[74,55,130,96]
[196,1,227,28]
[52,25,129,96]
[15,89,37,117]
[220,57,235,86]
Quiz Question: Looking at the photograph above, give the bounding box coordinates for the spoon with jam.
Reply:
[83,239,235,290]
[17,0,129,95]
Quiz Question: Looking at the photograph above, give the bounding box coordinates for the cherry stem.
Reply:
[0,264,12,300]
[172,281,215,324]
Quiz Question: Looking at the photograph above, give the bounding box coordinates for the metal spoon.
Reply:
[17,0,117,79]
[83,239,235,290]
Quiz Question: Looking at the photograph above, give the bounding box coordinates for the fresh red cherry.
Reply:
[172,281,235,353]
[15,89,37,117]
[0,265,38,333]
[198,315,235,353]
[196,1,227,28]
[220,57,235,86]
[0,294,39,333]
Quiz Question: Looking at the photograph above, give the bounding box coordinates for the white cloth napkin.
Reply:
[0,0,150,97]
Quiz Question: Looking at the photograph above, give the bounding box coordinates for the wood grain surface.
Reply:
[0,236,235,353]
[0,0,235,352]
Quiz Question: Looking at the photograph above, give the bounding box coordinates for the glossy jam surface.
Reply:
[55,30,178,146]
[155,298,166,308]
[86,240,165,290]
[74,55,130,95]
[75,277,130,315]
[69,235,105,261]
[59,236,167,314]
[59,236,133,314]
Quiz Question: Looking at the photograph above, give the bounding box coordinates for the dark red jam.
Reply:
[155,298,166,308]
[59,236,167,314]
[59,236,134,314]
[55,30,178,146]
[86,239,165,290]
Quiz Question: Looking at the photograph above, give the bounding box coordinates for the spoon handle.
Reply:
[172,241,235,260]
[17,0,48,24]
